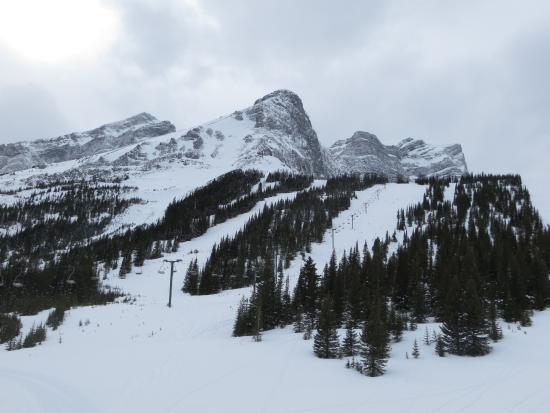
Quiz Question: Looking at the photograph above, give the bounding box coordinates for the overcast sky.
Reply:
[0,0,548,218]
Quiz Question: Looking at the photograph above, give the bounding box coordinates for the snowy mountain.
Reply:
[396,137,468,178]
[0,113,175,174]
[329,132,467,179]
[0,90,466,180]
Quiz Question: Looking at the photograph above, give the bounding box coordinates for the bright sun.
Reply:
[0,0,119,63]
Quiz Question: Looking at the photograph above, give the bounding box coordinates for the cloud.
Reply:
[0,0,548,217]
[112,0,216,73]
[0,83,68,140]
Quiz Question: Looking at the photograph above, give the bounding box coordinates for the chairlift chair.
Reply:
[12,272,24,288]
[65,267,76,285]
[158,263,166,275]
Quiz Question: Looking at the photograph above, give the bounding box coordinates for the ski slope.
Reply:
[2,183,550,413]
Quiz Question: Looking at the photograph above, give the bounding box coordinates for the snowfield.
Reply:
[2,183,550,413]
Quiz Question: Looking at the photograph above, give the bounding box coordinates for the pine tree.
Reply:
[303,314,314,340]
[280,276,292,327]
[256,253,279,330]
[313,295,340,359]
[293,306,305,333]
[150,241,163,259]
[233,297,252,337]
[440,276,465,355]
[294,257,319,319]
[520,309,532,327]
[435,333,445,357]
[182,259,199,294]
[424,327,431,345]
[359,301,390,377]
[171,239,179,253]
[412,339,420,358]
[488,301,503,342]
[462,278,491,356]
[342,321,358,357]
[388,308,404,342]
[118,251,132,278]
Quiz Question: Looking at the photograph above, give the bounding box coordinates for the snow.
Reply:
[1,183,550,412]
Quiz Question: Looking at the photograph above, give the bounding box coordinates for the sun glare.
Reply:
[0,0,119,63]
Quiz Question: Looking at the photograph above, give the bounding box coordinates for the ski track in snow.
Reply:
[2,183,550,412]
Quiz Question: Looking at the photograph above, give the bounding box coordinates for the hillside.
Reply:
[1,181,549,412]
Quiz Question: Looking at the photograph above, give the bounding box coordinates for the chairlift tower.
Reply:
[164,259,182,308]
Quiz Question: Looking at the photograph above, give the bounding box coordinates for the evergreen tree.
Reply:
[435,333,445,357]
[440,276,466,355]
[182,259,199,294]
[342,321,358,357]
[462,278,491,356]
[233,297,253,337]
[488,301,503,342]
[423,327,431,345]
[293,257,319,319]
[388,308,404,342]
[150,241,163,259]
[293,306,305,333]
[303,314,314,340]
[256,253,279,330]
[118,251,132,278]
[412,339,420,358]
[313,295,340,359]
[280,276,292,327]
[359,300,390,377]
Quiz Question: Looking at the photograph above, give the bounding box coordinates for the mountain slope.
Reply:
[171,89,335,176]
[0,113,175,174]
[1,182,549,413]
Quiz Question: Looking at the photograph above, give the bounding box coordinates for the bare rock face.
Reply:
[395,138,468,179]
[330,132,467,179]
[240,89,333,176]
[0,113,175,173]
[329,132,405,179]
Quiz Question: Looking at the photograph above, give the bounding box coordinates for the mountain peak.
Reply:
[123,112,158,124]
[94,112,160,135]
[245,89,314,141]
[348,131,383,145]
[253,89,302,106]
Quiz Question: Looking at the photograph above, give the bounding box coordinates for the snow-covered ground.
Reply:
[2,183,550,413]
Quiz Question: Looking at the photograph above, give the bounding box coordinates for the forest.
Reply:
[227,175,550,376]
[0,170,315,346]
